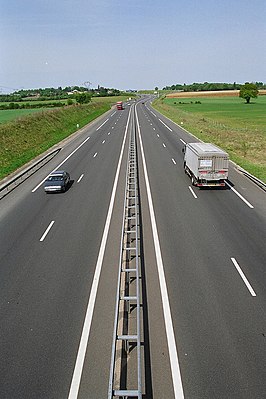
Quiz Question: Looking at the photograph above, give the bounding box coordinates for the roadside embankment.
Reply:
[0,100,113,179]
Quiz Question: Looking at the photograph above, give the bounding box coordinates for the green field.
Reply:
[0,95,132,124]
[0,96,131,179]
[0,108,52,123]
[153,95,266,182]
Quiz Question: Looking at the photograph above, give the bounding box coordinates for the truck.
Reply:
[183,142,229,187]
[116,101,123,110]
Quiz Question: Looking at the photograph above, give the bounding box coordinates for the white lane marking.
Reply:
[40,221,55,242]
[180,138,186,145]
[108,132,110,135]
[153,128,156,130]
[112,126,114,129]
[77,174,84,183]
[102,140,105,144]
[150,110,157,117]
[96,118,109,131]
[93,152,98,158]
[32,136,91,192]
[67,106,132,399]
[172,158,176,165]
[135,106,185,398]
[159,118,173,132]
[189,186,198,199]
[225,181,254,209]
[150,123,153,126]
[157,134,160,138]
[110,112,116,117]
[231,258,256,297]
[163,143,166,148]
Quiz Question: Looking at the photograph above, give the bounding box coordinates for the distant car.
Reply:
[44,170,70,193]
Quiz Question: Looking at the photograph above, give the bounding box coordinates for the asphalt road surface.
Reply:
[0,97,265,398]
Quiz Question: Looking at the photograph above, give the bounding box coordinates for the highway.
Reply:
[0,97,265,398]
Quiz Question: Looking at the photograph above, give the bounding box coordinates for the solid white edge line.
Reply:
[231,258,256,297]
[67,106,132,399]
[32,136,91,192]
[179,138,186,145]
[225,181,254,209]
[135,106,184,398]
[77,174,84,183]
[188,186,198,199]
[159,118,173,132]
[40,221,55,242]
[96,118,109,131]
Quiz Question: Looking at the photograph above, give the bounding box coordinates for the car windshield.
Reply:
[48,176,63,181]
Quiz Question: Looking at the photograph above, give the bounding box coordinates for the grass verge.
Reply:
[0,98,125,180]
[153,96,266,183]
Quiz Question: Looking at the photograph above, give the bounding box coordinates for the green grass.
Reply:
[0,108,52,123]
[153,95,266,182]
[0,97,129,179]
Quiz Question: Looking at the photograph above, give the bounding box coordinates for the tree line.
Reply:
[162,82,265,92]
[0,86,124,103]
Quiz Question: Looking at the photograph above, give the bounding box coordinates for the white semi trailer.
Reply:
[183,142,229,187]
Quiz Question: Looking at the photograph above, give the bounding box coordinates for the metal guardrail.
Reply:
[0,148,61,199]
[236,166,266,192]
[108,111,142,398]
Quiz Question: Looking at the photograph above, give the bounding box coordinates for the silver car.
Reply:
[44,170,70,193]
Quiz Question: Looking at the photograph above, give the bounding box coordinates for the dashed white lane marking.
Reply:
[150,110,157,117]
[157,134,160,138]
[153,128,156,130]
[67,105,132,399]
[231,258,256,296]
[102,140,105,144]
[180,138,186,145]
[108,132,110,135]
[93,152,98,158]
[225,181,254,209]
[135,105,185,399]
[159,118,173,132]
[32,136,91,192]
[40,221,55,242]
[188,186,198,199]
[163,143,166,148]
[172,158,176,165]
[96,119,109,131]
[77,174,84,183]
[110,111,116,117]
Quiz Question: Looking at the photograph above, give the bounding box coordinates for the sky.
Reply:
[0,0,265,92]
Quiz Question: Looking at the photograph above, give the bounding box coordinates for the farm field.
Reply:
[0,96,131,179]
[0,108,52,123]
[0,95,132,124]
[153,94,266,182]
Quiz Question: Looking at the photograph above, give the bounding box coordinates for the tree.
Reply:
[75,92,92,104]
[239,82,259,104]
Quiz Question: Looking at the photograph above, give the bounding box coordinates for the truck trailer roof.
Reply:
[186,142,228,157]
